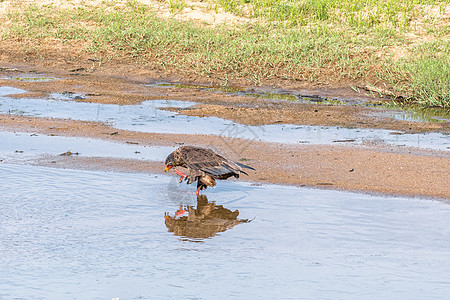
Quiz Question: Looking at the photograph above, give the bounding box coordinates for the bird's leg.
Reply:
[174,169,186,177]
[174,168,187,183]
[195,186,201,196]
[174,205,186,218]
[164,212,171,220]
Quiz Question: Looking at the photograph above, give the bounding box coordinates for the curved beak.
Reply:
[164,165,172,172]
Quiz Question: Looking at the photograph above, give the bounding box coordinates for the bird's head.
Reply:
[164,152,175,172]
[164,164,173,172]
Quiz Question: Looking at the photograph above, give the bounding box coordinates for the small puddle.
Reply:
[386,110,450,123]
[1,86,449,151]
[151,82,450,121]
[1,163,449,298]
[237,91,349,105]
[0,131,175,163]
[370,102,450,123]
[150,82,349,105]
[1,76,58,82]
[0,86,27,96]
[149,82,245,94]
[50,91,86,101]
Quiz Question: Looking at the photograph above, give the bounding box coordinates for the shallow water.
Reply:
[380,110,450,123]
[0,75,58,82]
[150,82,360,105]
[0,131,175,163]
[1,86,449,151]
[1,163,450,299]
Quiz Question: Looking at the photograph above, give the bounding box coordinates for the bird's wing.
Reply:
[181,147,242,176]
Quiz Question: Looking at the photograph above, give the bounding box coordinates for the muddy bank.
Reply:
[0,63,448,133]
[1,115,449,199]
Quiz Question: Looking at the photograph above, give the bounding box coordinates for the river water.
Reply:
[1,163,449,299]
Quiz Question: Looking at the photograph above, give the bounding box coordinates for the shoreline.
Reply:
[1,114,449,199]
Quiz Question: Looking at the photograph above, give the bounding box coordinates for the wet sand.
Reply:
[1,114,449,199]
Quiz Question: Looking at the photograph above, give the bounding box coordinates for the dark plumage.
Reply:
[164,146,254,194]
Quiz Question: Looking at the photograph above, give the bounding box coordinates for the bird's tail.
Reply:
[236,162,255,175]
[236,162,255,171]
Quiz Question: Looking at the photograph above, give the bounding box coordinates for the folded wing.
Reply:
[180,147,244,178]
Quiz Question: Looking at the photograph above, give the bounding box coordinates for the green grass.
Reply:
[169,0,187,13]
[213,0,447,30]
[2,0,449,108]
[384,40,450,108]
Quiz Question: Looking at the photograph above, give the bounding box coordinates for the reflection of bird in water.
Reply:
[164,146,255,194]
[164,195,250,240]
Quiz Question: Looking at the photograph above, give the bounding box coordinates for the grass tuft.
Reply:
[384,41,450,108]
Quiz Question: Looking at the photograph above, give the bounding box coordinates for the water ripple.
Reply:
[1,164,450,298]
